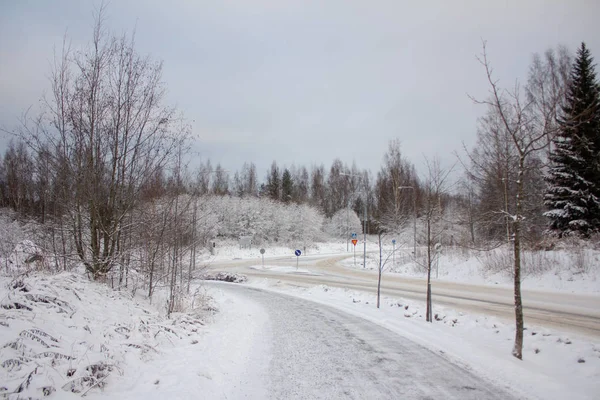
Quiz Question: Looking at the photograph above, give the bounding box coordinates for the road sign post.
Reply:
[351,237,358,265]
[295,249,301,269]
[392,239,396,267]
[260,248,265,268]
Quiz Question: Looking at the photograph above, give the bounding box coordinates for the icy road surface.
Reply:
[213,283,518,400]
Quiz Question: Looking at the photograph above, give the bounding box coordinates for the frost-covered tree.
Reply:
[211,164,229,196]
[374,140,418,234]
[242,162,259,197]
[14,7,187,280]
[545,43,600,236]
[292,165,310,203]
[324,208,362,238]
[195,195,324,245]
[195,160,213,195]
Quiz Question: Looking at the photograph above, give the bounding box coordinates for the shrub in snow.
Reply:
[202,272,248,283]
[479,246,557,279]
[1,240,45,277]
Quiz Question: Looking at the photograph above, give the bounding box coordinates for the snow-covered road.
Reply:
[212,253,600,337]
[209,282,518,400]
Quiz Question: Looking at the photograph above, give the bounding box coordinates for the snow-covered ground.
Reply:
[0,272,214,399]
[203,237,600,294]
[2,235,599,399]
[338,243,600,294]
[200,238,350,262]
[246,277,600,400]
[1,268,598,399]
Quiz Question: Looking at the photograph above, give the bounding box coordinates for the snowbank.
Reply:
[338,243,600,294]
[0,272,212,399]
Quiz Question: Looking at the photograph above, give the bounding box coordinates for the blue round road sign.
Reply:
[351,233,357,239]
[295,249,301,257]
[392,239,396,244]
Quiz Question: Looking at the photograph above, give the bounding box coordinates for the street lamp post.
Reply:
[341,173,368,268]
[362,196,367,268]
[346,202,350,252]
[398,186,416,257]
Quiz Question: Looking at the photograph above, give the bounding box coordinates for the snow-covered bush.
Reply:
[198,195,325,245]
[202,271,248,283]
[1,240,46,277]
[0,211,31,272]
[324,208,362,238]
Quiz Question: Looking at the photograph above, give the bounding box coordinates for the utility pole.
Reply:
[426,217,432,322]
[341,173,368,268]
[363,196,367,269]
[346,203,349,252]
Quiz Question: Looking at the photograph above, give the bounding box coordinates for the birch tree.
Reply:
[17,6,186,280]
[474,42,564,359]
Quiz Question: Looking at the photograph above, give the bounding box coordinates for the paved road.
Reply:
[218,283,519,400]
[211,253,600,338]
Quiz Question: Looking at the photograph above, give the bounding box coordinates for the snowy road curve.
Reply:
[215,283,518,400]
[214,254,600,337]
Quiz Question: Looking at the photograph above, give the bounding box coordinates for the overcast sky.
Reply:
[1,0,599,179]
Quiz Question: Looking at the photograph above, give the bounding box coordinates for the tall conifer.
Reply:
[545,43,600,236]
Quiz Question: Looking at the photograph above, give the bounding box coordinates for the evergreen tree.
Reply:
[281,168,294,203]
[266,161,281,201]
[545,42,600,236]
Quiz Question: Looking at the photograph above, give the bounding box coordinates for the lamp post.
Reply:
[398,186,416,257]
[346,202,350,252]
[341,173,368,268]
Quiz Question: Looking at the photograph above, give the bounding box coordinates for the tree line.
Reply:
[2,42,599,249]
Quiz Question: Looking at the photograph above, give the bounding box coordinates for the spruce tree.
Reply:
[266,161,280,201]
[544,42,600,236]
[281,168,294,203]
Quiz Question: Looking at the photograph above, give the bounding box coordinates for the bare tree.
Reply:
[292,165,310,203]
[375,140,419,234]
[526,46,572,160]
[461,46,571,246]
[211,164,229,196]
[375,230,406,309]
[309,164,327,211]
[419,157,454,322]
[16,6,186,280]
[474,42,564,359]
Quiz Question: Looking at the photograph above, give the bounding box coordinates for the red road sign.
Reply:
[351,239,358,246]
